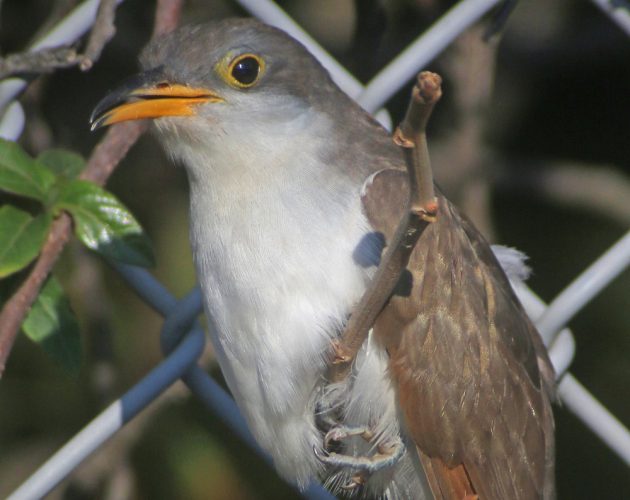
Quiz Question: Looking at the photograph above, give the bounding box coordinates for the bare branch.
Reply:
[0,0,185,378]
[80,0,119,71]
[0,46,80,80]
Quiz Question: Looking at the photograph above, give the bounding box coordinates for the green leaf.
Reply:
[38,149,85,179]
[0,205,51,278]
[22,276,81,375]
[56,179,155,267]
[0,139,56,201]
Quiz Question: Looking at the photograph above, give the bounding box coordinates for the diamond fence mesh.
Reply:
[1,0,629,498]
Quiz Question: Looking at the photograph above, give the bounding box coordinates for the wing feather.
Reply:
[361,169,555,499]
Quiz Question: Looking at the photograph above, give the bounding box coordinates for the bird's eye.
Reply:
[227,54,264,88]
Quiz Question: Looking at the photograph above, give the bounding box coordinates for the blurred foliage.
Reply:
[0,138,154,272]
[0,0,629,499]
[22,275,82,375]
[0,138,153,374]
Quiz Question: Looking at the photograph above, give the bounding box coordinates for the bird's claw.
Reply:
[314,426,405,474]
[324,425,374,450]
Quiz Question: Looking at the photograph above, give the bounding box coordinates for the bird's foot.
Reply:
[313,441,404,473]
[314,425,405,475]
[323,425,375,450]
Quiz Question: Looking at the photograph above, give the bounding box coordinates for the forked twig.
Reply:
[328,71,442,382]
[0,0,120,79]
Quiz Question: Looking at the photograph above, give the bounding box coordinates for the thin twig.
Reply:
[80,0,119,71]
[328,72,442,382]
[394,71,441,216]
[0,0,185,378]
[0,47,80,80]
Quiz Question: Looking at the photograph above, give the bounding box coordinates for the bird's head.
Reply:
[90,18,340,146]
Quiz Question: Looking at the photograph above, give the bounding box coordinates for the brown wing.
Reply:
[361,169,555,500]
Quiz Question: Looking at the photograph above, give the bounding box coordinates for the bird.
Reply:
[91,18,556,499]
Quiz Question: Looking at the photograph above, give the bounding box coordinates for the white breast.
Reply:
[159,110,390,486]
[194,169,375,483]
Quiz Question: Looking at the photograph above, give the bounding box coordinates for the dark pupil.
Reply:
[232,57,259,85]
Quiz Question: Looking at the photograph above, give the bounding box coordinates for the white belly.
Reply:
[188,173,382,484]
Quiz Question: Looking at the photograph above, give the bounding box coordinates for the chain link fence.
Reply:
[2,0,629,498]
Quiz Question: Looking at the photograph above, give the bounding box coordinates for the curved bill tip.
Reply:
[90,69,162,130]
[89,111,110,131]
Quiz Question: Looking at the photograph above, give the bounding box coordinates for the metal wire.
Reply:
[4,0,630,498]
[591,0,630,35]
[357,0,503,113]
[558,374,630,467]
[536,230,630,345]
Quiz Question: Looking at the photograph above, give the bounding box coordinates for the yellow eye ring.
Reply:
[226,53,265,88]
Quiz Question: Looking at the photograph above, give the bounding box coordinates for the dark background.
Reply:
[1,0,629,498]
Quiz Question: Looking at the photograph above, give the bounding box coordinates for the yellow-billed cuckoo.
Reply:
[91,19,555,499]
